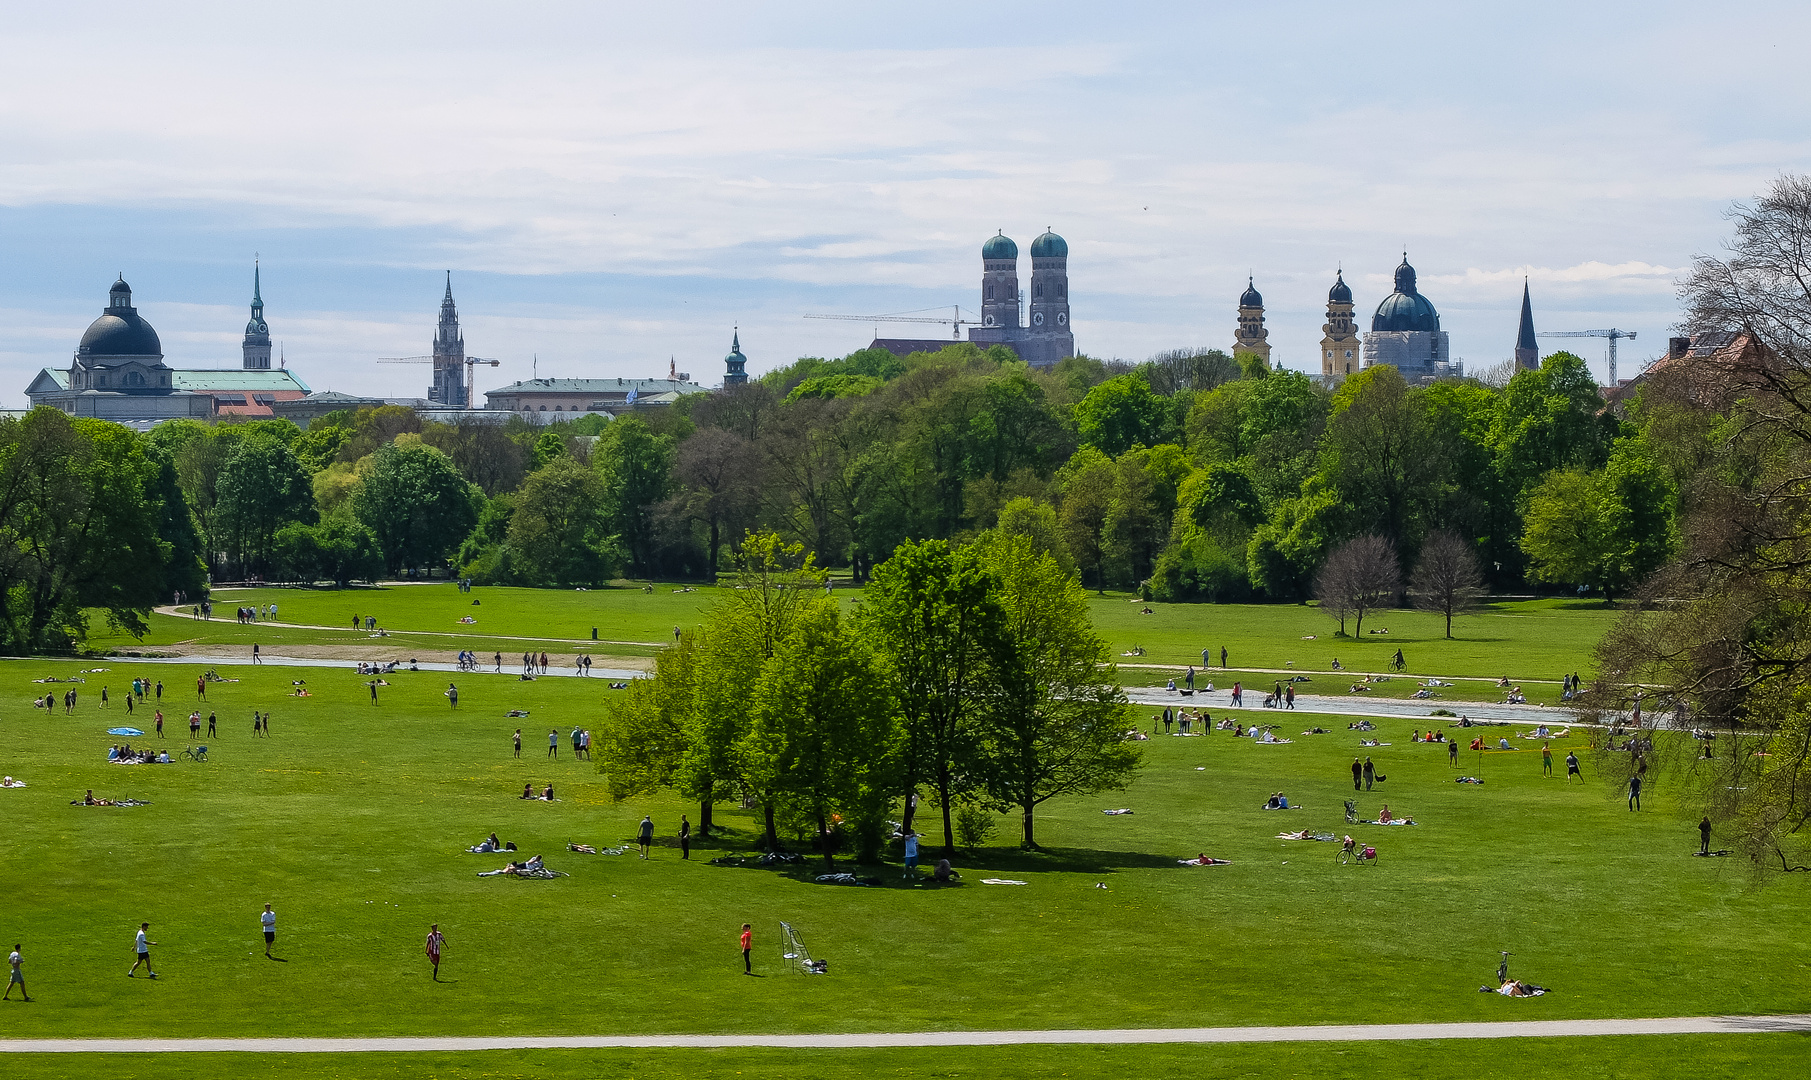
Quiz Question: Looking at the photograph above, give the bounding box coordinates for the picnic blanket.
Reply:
[477,866,565,879]
[815,873,881,886]
[1275,832,1337,841]
[108,727,145,736]
[980,878,1028,885]
[1102,808,1134,815]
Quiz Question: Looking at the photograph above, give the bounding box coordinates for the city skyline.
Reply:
[1,1,1806,401]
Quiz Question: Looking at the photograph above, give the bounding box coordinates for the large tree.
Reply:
[352,440,481,574]
[973,532,1139,848]
[594,414,675,576]
[216,433,316,578]
[1314,533,1400,637]
[860,538,1003,856]
[506,456,619,586]
[1410,528,1485,638]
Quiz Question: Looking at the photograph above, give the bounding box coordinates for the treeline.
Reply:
[597,530,1139,863]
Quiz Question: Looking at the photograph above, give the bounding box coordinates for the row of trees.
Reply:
[597,529,1140,865]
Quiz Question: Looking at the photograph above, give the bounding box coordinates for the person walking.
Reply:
[1566,751,1582,783]
[252,643,261,665]
[1185,667,1195,691]
[638,815,654,859]
[260,904,277,958]
[4,943,26,1001]
[1351,758,1363,791]
[446,683,459,709]
[128,922,157,978]
[101,686,109,709]
[547,730,559,760]
[1285,684,1295,710]
[1233,681,1243,707]
[1628,773,1642,811]
[680,816,691,860]
[197,675,206,700]
[1221,646,1228,669]
[1363,757,1376,791]
[425,924,444,982]
[1699,816,1712,855]
[1541,744,1553,777]
[493,652,501,673]
[513,729,522,758]
[740,924,753,975]
[155,711,164,738]
[155,680,163,702]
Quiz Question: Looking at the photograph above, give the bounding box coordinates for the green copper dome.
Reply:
[1028,229,1067,258]
[1371,255,1440,333]
[982,232,1018,261]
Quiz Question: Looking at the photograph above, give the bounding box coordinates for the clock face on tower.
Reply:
[1056,312,1068,326]
[1032,311,1045,326]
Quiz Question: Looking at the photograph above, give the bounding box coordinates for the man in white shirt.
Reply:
[261,904,277,958]
[129,922,157,978]
[4,944,26,1001]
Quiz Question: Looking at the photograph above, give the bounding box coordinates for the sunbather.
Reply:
[1183,854,1230,865]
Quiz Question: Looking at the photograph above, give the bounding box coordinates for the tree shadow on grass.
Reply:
[702,844,1179,888]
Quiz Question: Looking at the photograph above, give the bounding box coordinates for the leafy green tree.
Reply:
[217,434,317,577]
[860,538,1003,856]
[506,456,620,586]
[994,496,1074,573]
[972,532,1138,848]
[1246,486,1342,600]
[532,430,567,470]
[292,422,352,473]
[1492,352,1617,501]
[1316,365,1431,546]
[746,601,900,869]
[1057,446,1115,591]
[271,518,383,584]
[1075,374,1169,456]
[598,630,714,830]
[352,441,481,574]
[144,450,209,602]
[1521,439,1676,600]
[594,414,674,576]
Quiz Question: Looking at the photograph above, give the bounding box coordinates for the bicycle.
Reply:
[181,745,208,762]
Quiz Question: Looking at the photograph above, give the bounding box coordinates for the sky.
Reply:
[2,0,1808,404]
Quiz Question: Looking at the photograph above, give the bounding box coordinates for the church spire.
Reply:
[1514,278,1539,370]
[242,258,272,370]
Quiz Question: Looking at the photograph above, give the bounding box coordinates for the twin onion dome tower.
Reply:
[963,229,1077,367]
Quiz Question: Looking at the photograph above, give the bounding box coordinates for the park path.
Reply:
[95,652,648,682]
[150,606,664,649]
[2,1014,1806,1053]
[1123,685,1571,726]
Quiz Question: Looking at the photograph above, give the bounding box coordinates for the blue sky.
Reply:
[2,0,1807,403]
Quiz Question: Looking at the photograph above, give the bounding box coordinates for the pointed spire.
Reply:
[444,270,453,302]
[1514,277,1539,369]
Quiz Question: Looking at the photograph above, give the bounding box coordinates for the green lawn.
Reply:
[4,590,1801,1078]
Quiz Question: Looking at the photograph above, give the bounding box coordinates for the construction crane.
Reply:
[376,356,503,409]
[804,305,977,340]
[1537,329,1637,386]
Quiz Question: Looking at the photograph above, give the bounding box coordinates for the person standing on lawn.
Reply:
[1628,773,1642,811]
[260,904,276,958]
[740,924,753,974]
[1566,751,1582,783]
[547,729,559,760]
[128,922,156,978]
[4,943,27,1001]
[513,729,522,758]
[1221,646,1228,668]
[1542,744,1553,777]
[638,815,654,858]
[1700,816,1713,855]
[1351,758,1363,791]
[1448,739,1459,767]
[680,815,691,860]
[425,925,444,981]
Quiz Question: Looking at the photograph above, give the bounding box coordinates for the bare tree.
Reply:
[1411,529,1486,638]
[1314,534,1399,637]
[668,427,762,575]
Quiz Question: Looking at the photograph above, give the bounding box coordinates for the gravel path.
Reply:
[2,1014,1806,1053]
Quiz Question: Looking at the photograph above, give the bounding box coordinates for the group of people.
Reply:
[1155,706,1209,734]
[235,604,276,624]
[520,783,556,801]
[521,652,553,676]
[107,745,169,764]
[455,650,501,672]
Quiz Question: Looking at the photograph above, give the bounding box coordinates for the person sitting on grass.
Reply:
[541,784,555,801]
[520,784,534,800]
[933,859,958,884]
[1378,804,1394,823]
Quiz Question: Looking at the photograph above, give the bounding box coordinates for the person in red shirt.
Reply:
[740,924,752,975]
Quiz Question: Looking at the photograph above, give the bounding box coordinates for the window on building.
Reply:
[1034,282,1043,298]
[985,284,994,300]
[539,405,547,411]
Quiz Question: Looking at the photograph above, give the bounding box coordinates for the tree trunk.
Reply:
[818,809,834,872]
[708,517,721,581]
[1021,802,1037,849]
[762,802,778,850]
[901,790,917,835]
[699,782,714,838]
[1444,606,1453,639]
[937,765,956,857]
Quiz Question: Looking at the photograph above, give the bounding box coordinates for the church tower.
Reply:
[431,272,466,407]
[1514,279,1539,370]
[1320,270,1360,382]
[724,329,749,386]
[979,232,1020,332]
[1027,228,1070,336]
[1233,277,1271,363]
[241,261,272,370]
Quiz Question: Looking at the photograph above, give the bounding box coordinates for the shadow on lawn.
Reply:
[702,843,1178,887]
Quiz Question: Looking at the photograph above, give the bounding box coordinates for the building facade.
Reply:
[483,376,708,418]
[26,277,212,420]
[1233,277,1271,362]
[1320,270,1361,382]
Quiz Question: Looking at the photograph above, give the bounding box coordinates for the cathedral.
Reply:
[870,230,1077,367]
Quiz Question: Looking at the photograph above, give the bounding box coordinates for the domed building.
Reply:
[26,277,212,420]
[1361,254,1460,379]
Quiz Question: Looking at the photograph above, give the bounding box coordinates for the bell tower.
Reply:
[431,272,466,406]
[1027,228,1070,337]
[979,232,1019,332]
[1233,277,1271,363]
[241,260,272,370]
[1320,269,1360,382]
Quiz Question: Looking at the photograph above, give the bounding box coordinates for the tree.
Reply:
[860,538,1003,857]
[1410,529,1485,638]
[994,496,1074,573]
[352,441,481,574]
[973,532,1139,848]
[594,414,674,576]
[505,457,619,586]
[420,420,529,496]
[598,630,714,830]
[1057,446,1115,591]
[271,518,383,584]
[746,602,900,869]
[669,427,760,575]
[1314,534,1400,637]
[1074,374,1169,457]
[1317,365,1431,546]
[216,434,317,577]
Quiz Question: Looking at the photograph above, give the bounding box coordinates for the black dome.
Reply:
[1328,271,1352,304]
[79,311,162,357]
[1240,276,1263,308]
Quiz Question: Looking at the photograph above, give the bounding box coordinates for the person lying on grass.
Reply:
[1179,854,1231,865]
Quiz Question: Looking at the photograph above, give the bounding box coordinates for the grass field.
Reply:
[7,586,1801,1077]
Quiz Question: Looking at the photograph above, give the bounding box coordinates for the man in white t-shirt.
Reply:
[261,904,277,957]
[128,922,157,978]
[4,944,26,1001]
